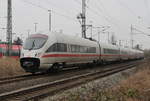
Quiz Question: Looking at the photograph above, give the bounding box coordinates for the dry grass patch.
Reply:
[114,60,150,101]
[0,57,25,78]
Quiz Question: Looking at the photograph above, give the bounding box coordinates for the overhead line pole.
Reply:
[27,29,30,37]
[82,0,86,38]
[34,23,38,32]
[7,0,12,56]
[131,24,134,48]
[48,10,51,32]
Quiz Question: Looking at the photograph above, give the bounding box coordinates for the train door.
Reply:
[98,43,101,61]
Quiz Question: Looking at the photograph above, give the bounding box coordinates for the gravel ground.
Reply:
[41,65,139,101]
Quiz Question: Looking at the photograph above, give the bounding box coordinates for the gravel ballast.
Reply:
[40,64,140,101]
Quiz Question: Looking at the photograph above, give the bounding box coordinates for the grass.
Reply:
[0,57,25,78]
[116,59,150,101]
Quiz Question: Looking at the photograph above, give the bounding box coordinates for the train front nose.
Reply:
[20,58,40,73]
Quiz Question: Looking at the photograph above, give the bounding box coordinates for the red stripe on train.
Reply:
[42,54,129,58]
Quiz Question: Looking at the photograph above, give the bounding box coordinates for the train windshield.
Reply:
[23,35,48,50]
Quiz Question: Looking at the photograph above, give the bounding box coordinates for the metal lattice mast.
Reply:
[82,0,86,38]
[7,0,12,56]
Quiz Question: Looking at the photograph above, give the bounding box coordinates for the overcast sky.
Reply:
[0,0,150,49]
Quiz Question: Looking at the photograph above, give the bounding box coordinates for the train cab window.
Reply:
[46,43,67,52]
[23,34,48,50]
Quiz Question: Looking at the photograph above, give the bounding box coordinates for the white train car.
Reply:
[42,32,100,66]
[128,48,136,60]
[20,32,100,73]
[135,49,144,59]
[100,43,120,62]
[120,47,130,60]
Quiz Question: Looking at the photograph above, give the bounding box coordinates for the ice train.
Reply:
[20,32,144,73]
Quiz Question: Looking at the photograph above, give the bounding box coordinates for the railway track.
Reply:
[0,66,81,86]
[0,60,142,86]
[0,73,43,85]
[0,60,141,101]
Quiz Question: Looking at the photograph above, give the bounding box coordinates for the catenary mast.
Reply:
[82,0,86,38]
[7,0,12,56]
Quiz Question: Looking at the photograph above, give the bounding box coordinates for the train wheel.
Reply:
[31,72,36,75]
[49,63,61,73]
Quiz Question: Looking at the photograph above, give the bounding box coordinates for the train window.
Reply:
[70,44,96,53]
[46,43,67,52]
[122,51,127,54]
[47,44,97,53]
[71,45,76,52]
[88,47,96,53]
[0,48,2,53]
[79,46,84,53]
[23,37,48,50]
[11,50,20,56]
[104,48,119,54]
[71,45,81,53]
[2,48,7,56]
[57,43,67,52]
[0,48,2,57]
[80,46,87,53]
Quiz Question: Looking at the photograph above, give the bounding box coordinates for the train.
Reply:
[0,42,22,58]
[20,32,144,73]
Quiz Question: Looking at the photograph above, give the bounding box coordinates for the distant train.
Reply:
[0,42,22,58]
[20,32,144,73]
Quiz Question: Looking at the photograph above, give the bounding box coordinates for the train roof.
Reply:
[46,32,99,47]
[32,32,143,53]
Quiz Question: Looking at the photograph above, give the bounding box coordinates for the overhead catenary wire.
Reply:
[132,25,150,36]
[73,0,120,29]
[144,0,150,15]
[22,0,48,11]
[86,5,120,29]
[144,0,150,24]
[43,0,80,15]
[117,0,137,17]
[133,24,150,35]
[96,0,122,26]
[117,0,150,26]
[21,0,78,22]
[91,0,121,27]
